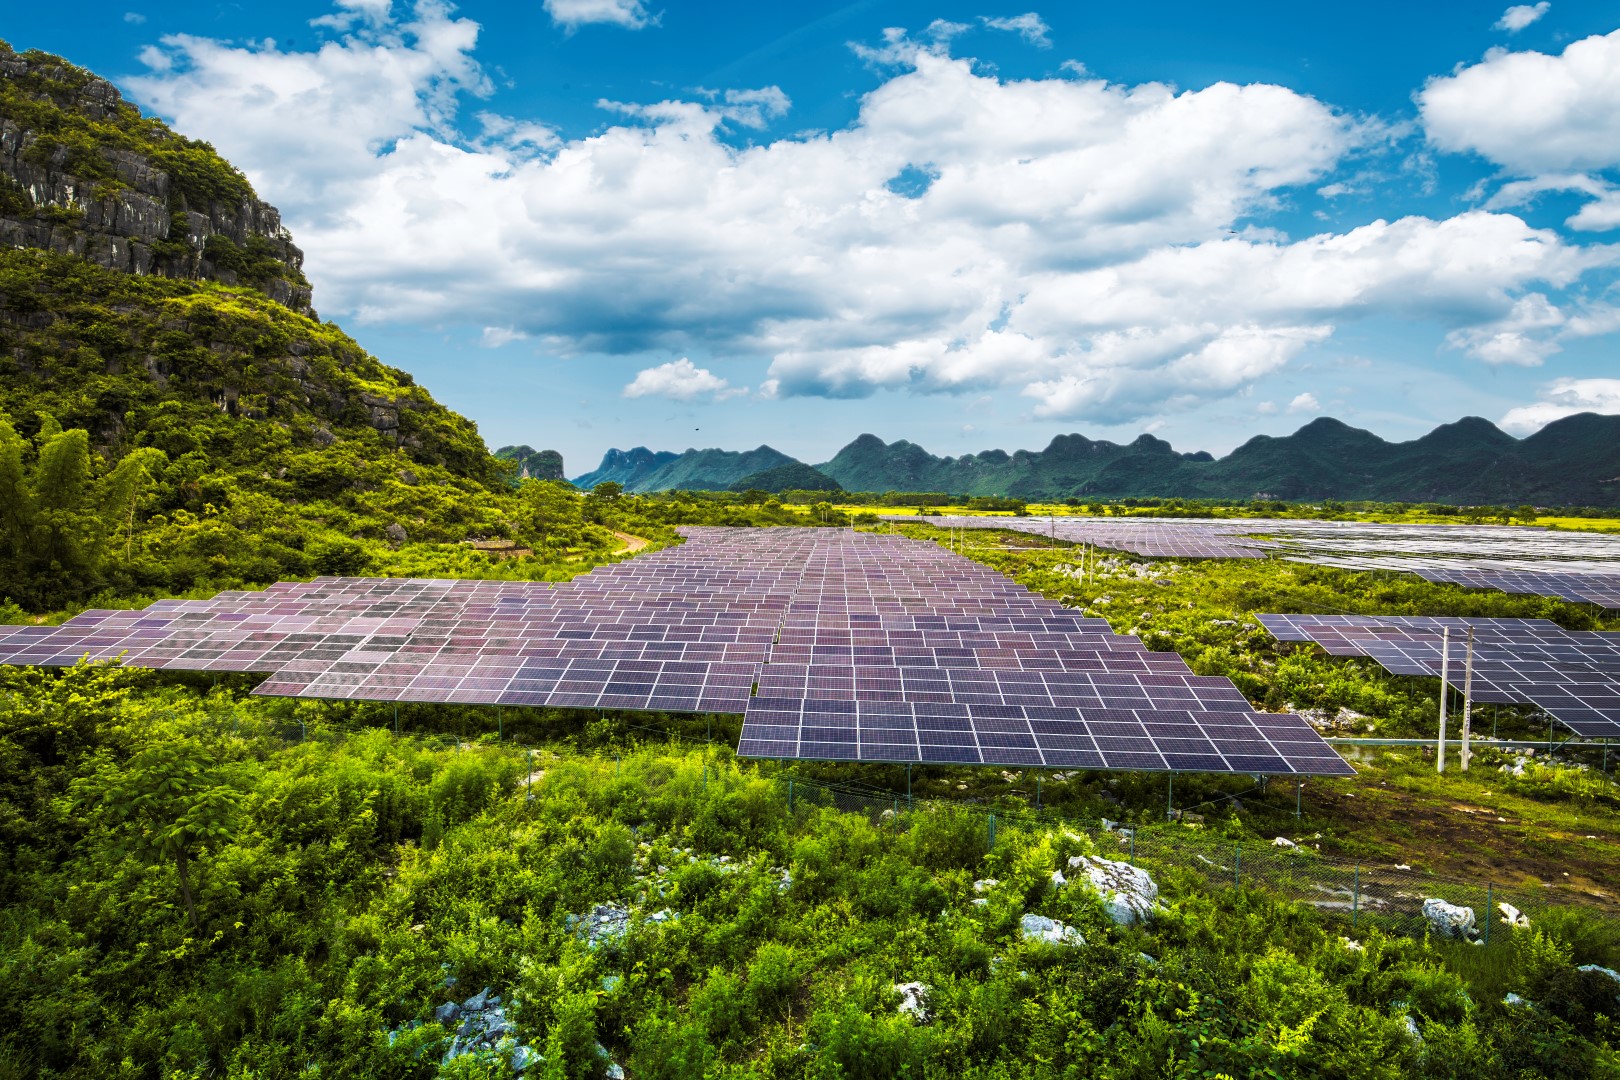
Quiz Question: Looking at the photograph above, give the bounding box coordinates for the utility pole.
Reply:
[1460,625,1475,772]
[1436,626,1450,774]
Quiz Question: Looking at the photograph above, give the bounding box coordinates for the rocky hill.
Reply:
[727,461,843,494]
[573,445,796,493]
[0,40,312,312]
[817,417,1620,504]
[494,445,565,482]
[0,42,526,609]
[571,446,681,490]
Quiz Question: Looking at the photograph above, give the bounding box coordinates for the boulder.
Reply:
[567,904,631,949]
[1271,836,1297,848]
[1020,913,1084,947]
[1578,964,1620,985]
[434,1002,461,1024]
[893,981,931,1022]
[1421,898,1477,940]
[1067,856,1158,925]
[386,522,408,544]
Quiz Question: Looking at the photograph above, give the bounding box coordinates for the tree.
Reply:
[87,734,240,931]
[592,481,624,500]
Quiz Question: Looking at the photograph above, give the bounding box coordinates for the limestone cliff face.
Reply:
[0,41,314,314]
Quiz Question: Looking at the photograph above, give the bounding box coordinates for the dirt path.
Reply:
[611,530,649,554]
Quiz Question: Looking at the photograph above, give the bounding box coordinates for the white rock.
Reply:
[1503,992,1529,1007]
[1578,964,1620,985]
[1068,856,1159,925]
[1421,898,1477,940]
[1497,902,1530,929]
[1341,937,1364,952]
[1394,864,1412,871]
[1019,913,1085,947]
[1271,836,1296,848]
[1050,869,1067,888]
[973,878,999,893]
[1403,1015,1423,1044]
[893,982,931,1022]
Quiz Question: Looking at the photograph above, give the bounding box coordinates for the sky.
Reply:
[9,1,1620,476]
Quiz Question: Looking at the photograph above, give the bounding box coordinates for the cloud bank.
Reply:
[126,5,1620,424]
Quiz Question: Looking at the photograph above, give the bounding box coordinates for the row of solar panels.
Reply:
[0,527,1351,776]
[1258,614,1620,737]
[900,515,1620,610]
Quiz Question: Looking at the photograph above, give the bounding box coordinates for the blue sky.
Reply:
[10,1,1620,475]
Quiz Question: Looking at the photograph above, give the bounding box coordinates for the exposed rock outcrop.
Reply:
[0,41,313,313]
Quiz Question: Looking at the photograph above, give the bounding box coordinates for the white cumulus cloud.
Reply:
[543,0,654,31]
[1500,377,1620,432]
[623,358,732,400]
[1494,3,1550,32]
[123,5,1620,425]
[980,13,1052,48]
[1287,392,1320,413]
[1418,31,1620,174]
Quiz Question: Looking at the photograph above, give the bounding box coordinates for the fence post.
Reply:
[1128,829,1136,866]
[394,704,399,735]
[1485,883,1493,946]
[1234,845,1241,888]
[893,798,899,833]
[1352,865,1360,929]
[788,778,795,813]
[987,813,997,851]
[1295,779,1303,820]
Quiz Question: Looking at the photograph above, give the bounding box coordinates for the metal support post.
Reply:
[1485,883,1493,945]
[787,778,795,813]
[906,764,913,805]
[1234,846,1242,887]
[1460,626,1475,771]
[498,707,504,742]
[1352,865,1360,929]
[615,754,620,777]
[987,813,996,851]
[1437,627,1450,773]
[394,704,399,735]
[1167,772,1174,820]
[1295,778,1302,820]
[526,749,533,796]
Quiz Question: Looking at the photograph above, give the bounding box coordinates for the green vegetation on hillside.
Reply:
[727,461,843,494]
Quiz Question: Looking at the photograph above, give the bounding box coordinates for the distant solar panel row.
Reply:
[0,527,1351,775]
[1258,614,1620,737]
[899,515,1620,609]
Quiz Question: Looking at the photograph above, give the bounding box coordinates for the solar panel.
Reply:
[897,515,1620,609]
[0,527,1352,776]
[1258,614,1620,738]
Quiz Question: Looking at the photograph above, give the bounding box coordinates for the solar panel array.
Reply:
[0,527,1350,776]
[1258,614,1620,737]
[898,515,1620,609]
